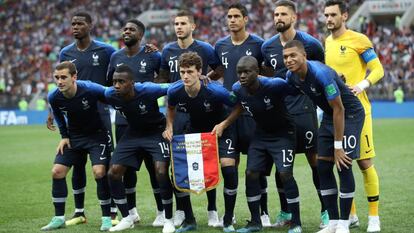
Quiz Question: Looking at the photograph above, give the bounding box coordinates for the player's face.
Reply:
[179,65,201,88]
[274,6,296,33]
[112,72,134,97]
[324,5,348,32]
[122,22,142,47]
[54,69,76,93]
[227,8,248,33]
[283,47,306,73]
[174,16,195,40]
[237,63,258,88]
[71,16,91,40]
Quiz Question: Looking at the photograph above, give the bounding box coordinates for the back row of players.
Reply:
[43,0,384,233]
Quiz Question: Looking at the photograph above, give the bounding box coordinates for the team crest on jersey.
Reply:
[139,60,147,73]
[203,101,212,112]
[81,98,90,110]
[263,96,273,110]
[92,53,100,66]
[138,102,148,114]
[246,49,252,56]
[340,45,346,55]
[310,85,321,96]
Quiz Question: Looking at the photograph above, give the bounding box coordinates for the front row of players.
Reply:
[44,42,364,233]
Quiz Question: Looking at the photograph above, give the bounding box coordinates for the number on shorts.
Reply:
[99,144,106,155]
[282,149,294,166]
[158,142,170,155]
[342,135,357,149]
[305,131,313,145]
[225,139,235,152]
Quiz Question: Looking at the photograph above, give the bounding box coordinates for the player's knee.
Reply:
[306,152,318,167]
[279,171,293,183]
[317,159,334,174]
[245,170,260,181]
[357,158,372,170]
[108,165,123,180]
[220,158,236,167]
[51,165,68,179]
[92,165,106,179]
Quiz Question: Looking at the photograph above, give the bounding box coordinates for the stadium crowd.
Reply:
[0,0,412,109]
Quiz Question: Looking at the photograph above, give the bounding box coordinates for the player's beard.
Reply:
[327,21,342,33]
[177,31,191,41]
[276,21,291,33]
[124,37,138,47]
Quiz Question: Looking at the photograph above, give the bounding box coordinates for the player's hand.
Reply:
[56,138,71,155]
[199,75,211,86]
[144,43,159,53]
[334,148,353,171]
[350,85,363,95]
[46,113,56,131]
[162,128,173,142]
[211,122,226,137]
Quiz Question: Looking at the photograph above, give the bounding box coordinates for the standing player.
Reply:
[283,40,365,233]
[215,56,302,233]
[157,10,222,227]
[48,11,118,226]
[41,61,112,231]
[107,19,164,227]
[104,65,175,233]
[324,1,384,232]
[163,52,240,233]
[212,3,270,227]
[261,0,327,228]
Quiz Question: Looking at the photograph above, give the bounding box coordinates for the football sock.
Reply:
[318,160,339,220]
[362,165,380,216]
[222,166,238,226]
[259,175,268,215]
[338,165,355,220]
[52,178,67,216]
[96,176,111,216]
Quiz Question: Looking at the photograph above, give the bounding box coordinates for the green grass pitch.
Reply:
[0,119,413,232]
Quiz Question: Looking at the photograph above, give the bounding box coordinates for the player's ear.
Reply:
[191,23,196,32]
[342,12,348,22]
[243,16,248,24]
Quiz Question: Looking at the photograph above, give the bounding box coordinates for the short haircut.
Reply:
[284,40,306,52]
[126,19,146,34]
[55,61,77,76]
[228,3,248,17]
[325,0,348,14]
[179,52,202,71]
[275,0,297,13]
[114,64,134,80]
[72,12,92,24]
[176,10,195,23]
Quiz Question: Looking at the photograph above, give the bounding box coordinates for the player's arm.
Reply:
[207,65,224,81]
[352,46,384,95]
[49,100,71,154]
[327,96,351,171]
[260,65,275,77]
[163,105,176,142]
[154,69,170,83]
[212,103,242,137]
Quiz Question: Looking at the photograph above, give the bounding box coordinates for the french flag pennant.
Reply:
[171,133,220,194]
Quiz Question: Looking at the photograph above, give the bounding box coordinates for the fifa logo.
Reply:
[139,60,147,73]
[204,101,212,112]
[92,53,100,66]
[138,102,147,114]
[246,49,252,56]
[264,96,273,110]
[81,98,90,110]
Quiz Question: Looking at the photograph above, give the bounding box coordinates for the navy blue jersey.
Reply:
[107,46,161,84]
[167,80,235,132]
[286,61,364,118]
[59,40,116,86]
[48,80,107,138]
[104,82,169,133]
[261,31,324,114]
[215,34,264,90]
[232,77,295,134]
[160,40,220,82]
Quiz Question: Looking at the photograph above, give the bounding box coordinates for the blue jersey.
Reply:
[59,40,116,86]
[167,80,235,132]
[107,46,161,84]
[286,61,364,119]
[160,40,220,82]
[261,31,324,114]
[105,82,169,133]
[215,34,264,90]
[48,80,107,138]
[232,77,295,134]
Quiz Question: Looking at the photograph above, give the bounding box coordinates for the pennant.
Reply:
[171,133,220,194]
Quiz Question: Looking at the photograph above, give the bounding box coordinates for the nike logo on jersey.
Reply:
[345,150,354,155]
[114,106,122,110]
[70,59,77,63]
[116,63,123,67]
[305,145,313,149]
[99,157,106,160]
[169,56,177,60]
[365,149,372,154]
[221,51,229,55]
[270,54,278,58]
[283,164,292,167]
